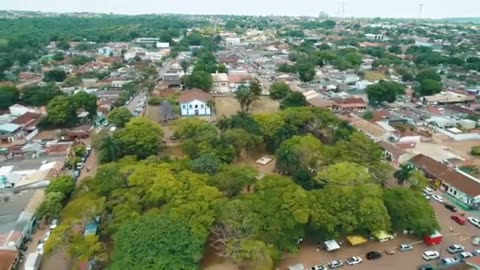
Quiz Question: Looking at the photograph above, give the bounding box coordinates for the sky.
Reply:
[1,0,479,19]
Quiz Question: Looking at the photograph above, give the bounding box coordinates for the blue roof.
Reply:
[0,123,20,133]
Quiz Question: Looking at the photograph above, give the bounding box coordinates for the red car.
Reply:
[451,215,466,225]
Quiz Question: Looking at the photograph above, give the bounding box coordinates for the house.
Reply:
[332,97,367,111]
[409,154,480,210]
[211,73,230,93]
[162,69,184,88]
[98,47,113,56]
[378,141,412,165]
[9,104,36,117]
[179,89,213,116]
[422,91,476,106]
[0,124,23,143]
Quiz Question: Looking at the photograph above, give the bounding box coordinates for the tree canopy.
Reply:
[108,107,133,128]
[0,85,20,109]
[114,117,164,159]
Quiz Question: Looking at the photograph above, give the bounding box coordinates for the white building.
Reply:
[211,73,230,93]
[225,37,241,46]
[365,34,385,41]
[179,89,213,116]
[156,42,170,49]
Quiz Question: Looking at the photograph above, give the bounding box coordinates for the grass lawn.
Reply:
[214,96,280,119]
[365,71,386,82]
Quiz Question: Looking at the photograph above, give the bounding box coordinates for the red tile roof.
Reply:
[179,89,213,103]
[10,112,41,128]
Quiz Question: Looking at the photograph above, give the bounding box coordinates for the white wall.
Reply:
[180,100,211,116]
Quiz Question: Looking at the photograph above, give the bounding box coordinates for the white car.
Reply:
[423,250,440,260]
[457,251,473,260]
[399,244,414,252]
[424,187,433,195]
[447,244,465,254]
[49,218,59,230]
[432,194,444,203]
[327,260,344,269]
[37,243,45,254]
[310,266,327,270]
[440,257,458,265]
[468,217,480,227]
[43,231,51,242]
[345,256,362,265]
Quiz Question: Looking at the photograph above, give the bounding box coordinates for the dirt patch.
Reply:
[214,96,280,119]
[365,71,386,82]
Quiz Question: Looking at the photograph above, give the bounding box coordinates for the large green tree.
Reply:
[22,84,63,106]
[111,214,205,270]
[310,184,391,239]
[417,79,442,96]
[184,71,213,91]
[46,176,75,198]
[208,164,257,197]
[46,95,78,126]
[71,91,97,118]
[108,107,133,128]
[275,134,323,175]
[383,188,440,237]
[44,69,67,82]
[280,92,307,109]
[316,162,373,187]
[269,82,290,100]
[366,80,406,106]
[0,85,20,109]
[114,117,164,159]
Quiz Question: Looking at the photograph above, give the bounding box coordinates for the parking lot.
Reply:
[279,190,480,270]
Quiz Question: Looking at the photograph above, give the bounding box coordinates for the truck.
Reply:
[24,252,42,270]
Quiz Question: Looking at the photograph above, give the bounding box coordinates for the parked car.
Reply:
[366,251,382,260]
[424,187,433,195]
[43,231,51,242]
[418,264,434,270]
[468,217,480,227]
[432,194,444,203]
[473,237,480,246]
[399,244,414,252]
[76,162,85,170]
[440,258,459,265]
[327,260,344,269]
[49,218,58,230]
[444,203,457,212]
[472,250,480,256]
[311,266,327,270]
[447,244,465,254]
[345,256,362,265]
[37,243,44,254]
[86,145,92,151]
[423,250,440,260]
[451,215,466,225]
[457,251,473,260]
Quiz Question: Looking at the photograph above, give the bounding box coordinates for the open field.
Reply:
[365,71,386,82]
[214,96,280,119]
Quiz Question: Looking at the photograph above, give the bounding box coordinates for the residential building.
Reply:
[211,73,230,93]
[156,42,170,49]
[378,141,412,165]
[179,89,213,116]
[409,154,480,210]
[365,34,385,41]
[332,97,368,111]
[98,47,113,56]
[422,91,476,106]
[0,124,23,143]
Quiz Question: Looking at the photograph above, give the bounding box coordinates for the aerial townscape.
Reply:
[1,2,480,270]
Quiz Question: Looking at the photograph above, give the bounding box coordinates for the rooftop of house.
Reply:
[410,154,480,197]
[179,89,213,103]
[0,123,21,133]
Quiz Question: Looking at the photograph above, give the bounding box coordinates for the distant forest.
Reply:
[0,15,202,78]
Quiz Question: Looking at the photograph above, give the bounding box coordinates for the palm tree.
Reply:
[235,86,258,114]
[394,164,413,185]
